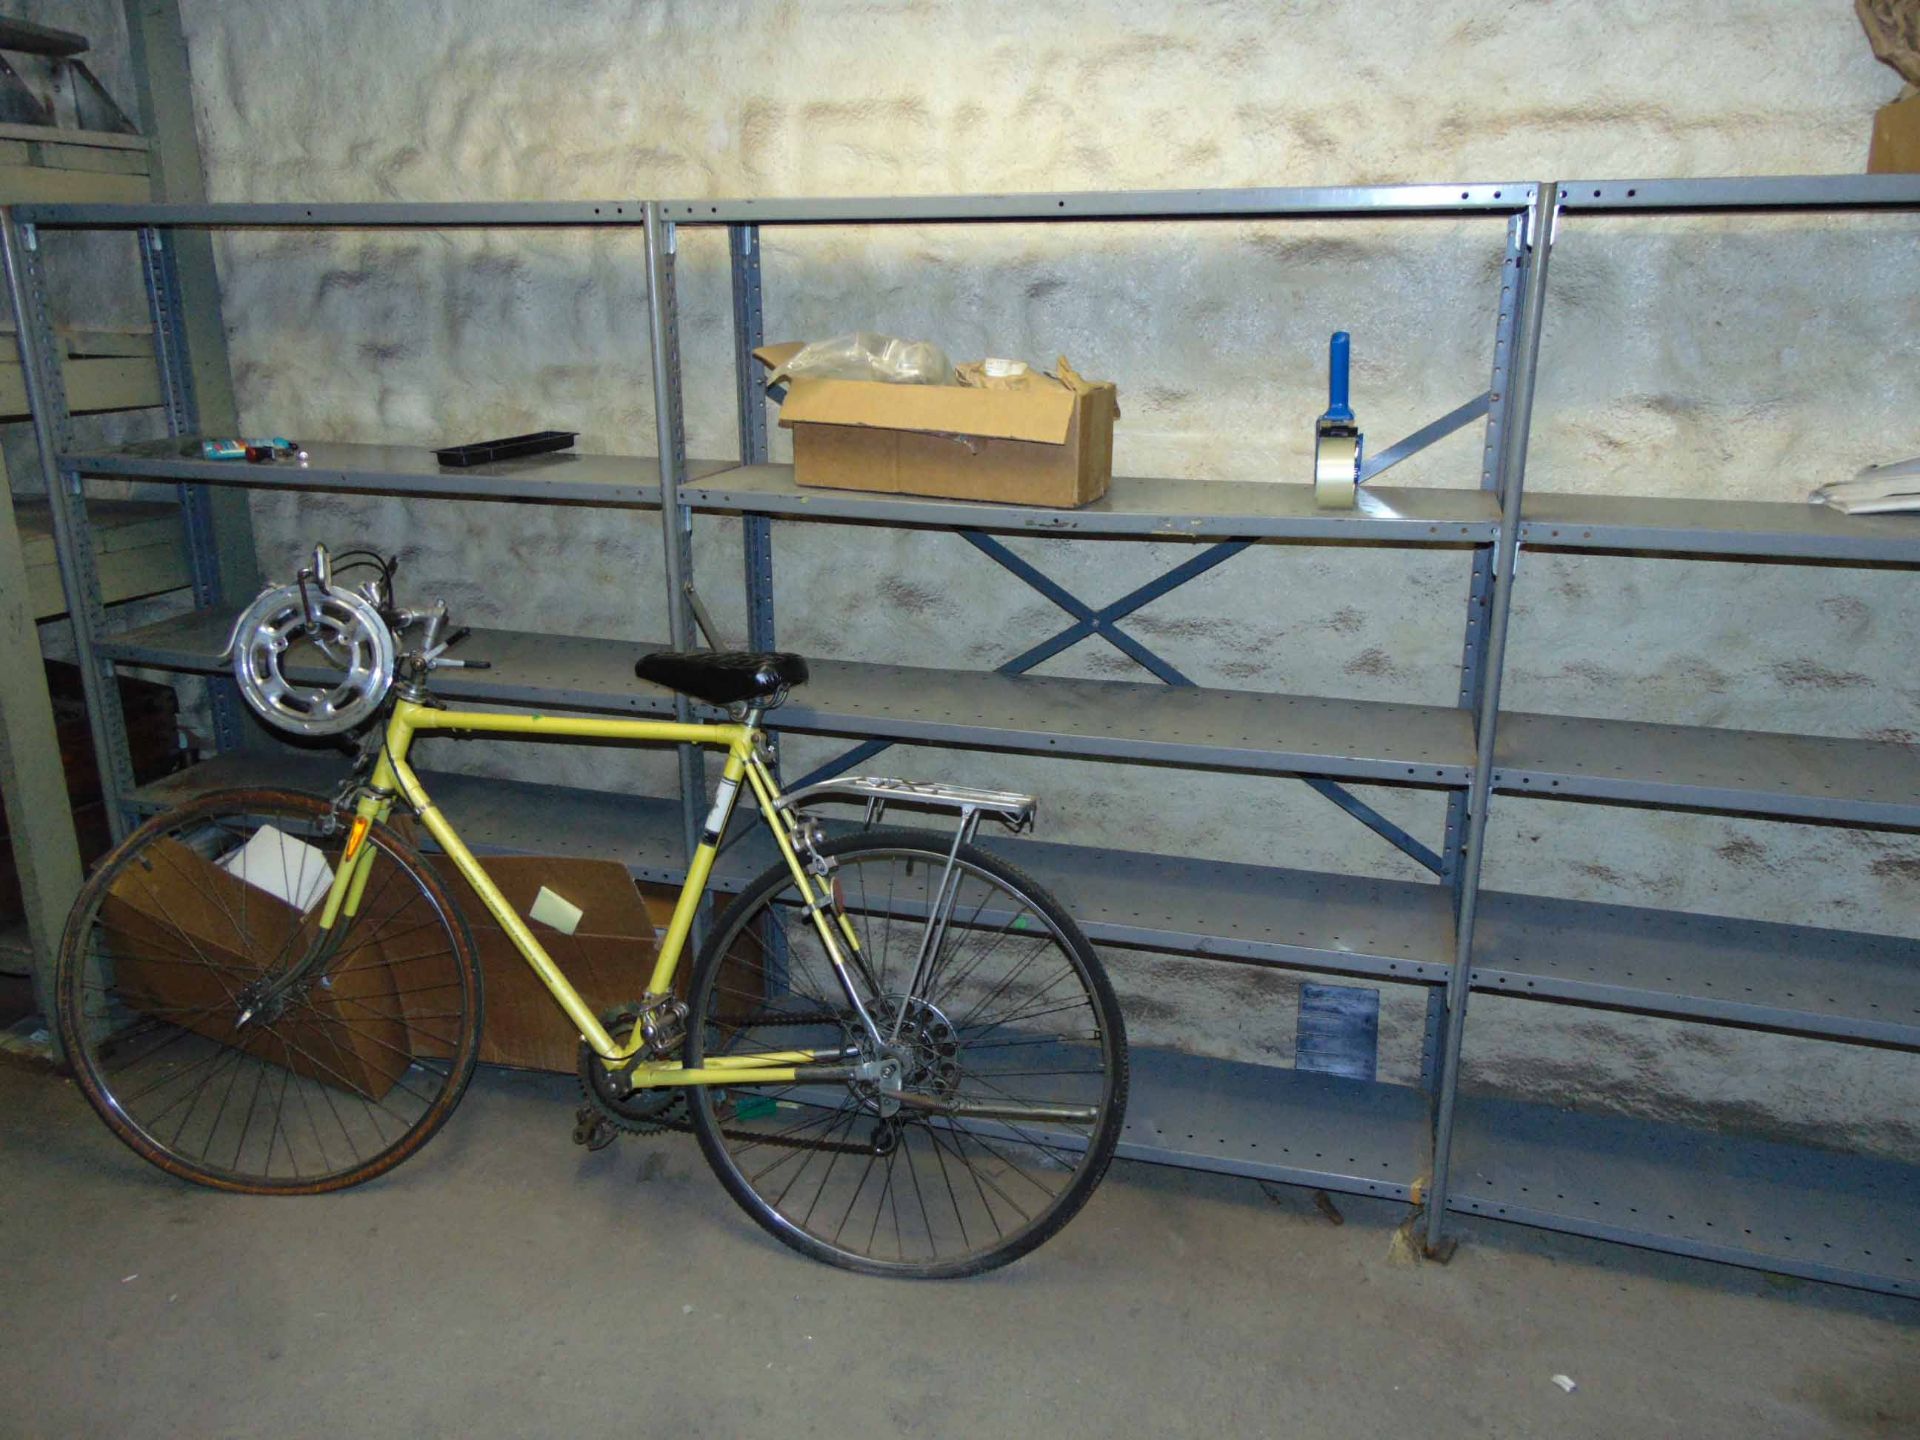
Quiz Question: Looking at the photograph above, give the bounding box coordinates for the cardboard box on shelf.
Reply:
[100,836,411,1102]
[1869,91,1920,173]
[755,342,1118,507]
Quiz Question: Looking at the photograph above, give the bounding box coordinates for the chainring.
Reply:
[576,1010,688,1136]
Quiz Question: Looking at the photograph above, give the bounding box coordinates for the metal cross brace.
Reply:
[791,527,1445,874]
[1358,391,1490,485]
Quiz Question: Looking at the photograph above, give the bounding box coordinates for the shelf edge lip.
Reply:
[1556,174,1920,213]
[57,448,670,505]
[1088,926,1451,983]
[1516,518,1920,565]
[15,199,657,227]
[1114,1139,1419,1201]
[657,182,1538,225]
[96,637,681,716]
[770,707,1474,785]
[684,480,1501,541]
[1491,769,1920,829]
[1444,1194,1914,1297]
[1468,967,1920,1050]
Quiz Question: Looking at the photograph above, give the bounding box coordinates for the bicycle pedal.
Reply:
[571,1106,618,1152]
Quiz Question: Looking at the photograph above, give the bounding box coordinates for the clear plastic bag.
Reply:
[775,331,955,386]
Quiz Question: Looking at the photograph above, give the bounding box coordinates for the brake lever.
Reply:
[422,623,491,670]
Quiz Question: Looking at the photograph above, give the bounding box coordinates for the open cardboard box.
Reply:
[416,855,667,1073]
[100,823,766,1086]
[100,835,411,1102]
[755,342,1118,507]
[1870,91,1920,173]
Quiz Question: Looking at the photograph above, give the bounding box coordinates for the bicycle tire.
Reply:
[56,788,483,1194]
[684,827,1128,1277]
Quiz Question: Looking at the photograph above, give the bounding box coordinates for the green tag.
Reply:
[735,1093,778,1120]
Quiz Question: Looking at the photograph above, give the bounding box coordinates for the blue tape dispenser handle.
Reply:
[1322,331,1354,424]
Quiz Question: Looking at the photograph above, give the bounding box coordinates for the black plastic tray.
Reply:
[433,430,577,468]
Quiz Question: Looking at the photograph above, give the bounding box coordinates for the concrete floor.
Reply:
[2,1061,1914,1439]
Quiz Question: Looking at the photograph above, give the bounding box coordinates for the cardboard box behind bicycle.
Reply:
[416,855,667,1074]
[754,342,1119,508]
[100,822,767,1087]
[100,833,414,1102]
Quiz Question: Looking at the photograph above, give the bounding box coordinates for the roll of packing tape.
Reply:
[1314,431,1359,509]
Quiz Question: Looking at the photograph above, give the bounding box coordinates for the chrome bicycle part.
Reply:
[228,575,397,735]
[775,775,1036,834]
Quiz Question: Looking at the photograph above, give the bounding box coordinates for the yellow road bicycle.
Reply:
[57,546,1128,1277]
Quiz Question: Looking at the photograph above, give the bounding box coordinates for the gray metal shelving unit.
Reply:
[9,172,1920,1298]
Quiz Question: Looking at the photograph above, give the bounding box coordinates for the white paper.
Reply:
[217,824,335,913]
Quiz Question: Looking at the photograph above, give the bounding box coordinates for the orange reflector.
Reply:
[344,815,372,860]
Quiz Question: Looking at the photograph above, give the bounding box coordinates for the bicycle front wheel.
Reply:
[55,789,482,1193]
[685,828,1128,1277]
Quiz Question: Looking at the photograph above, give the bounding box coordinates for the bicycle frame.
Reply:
[314,697,871,1089]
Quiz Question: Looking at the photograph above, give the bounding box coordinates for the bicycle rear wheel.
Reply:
[684,828,1128,1277]
[55,789,482,1193]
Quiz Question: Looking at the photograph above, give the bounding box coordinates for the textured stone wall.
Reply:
[126,0,1920,1155]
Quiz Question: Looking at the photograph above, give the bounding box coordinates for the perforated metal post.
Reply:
[730,224,775,650]
[140,223,246,750]
[2,210,137,841]
[1424,188,1558,1253]
[1428,212,1525,1095]
[644,203,705,872]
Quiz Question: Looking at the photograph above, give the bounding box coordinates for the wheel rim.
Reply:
[60,793,477,1190]
[690,843,1119,1271]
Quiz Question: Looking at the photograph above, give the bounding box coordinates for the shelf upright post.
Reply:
[1423,186,1558,1253]
[644,202,706,870]
[1427,210,1527,1094]
[0,209,138,844]
[122,0,258,610]
[139,223,246,752]
[729,223,775,651]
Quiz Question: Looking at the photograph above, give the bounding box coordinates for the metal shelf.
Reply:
[98,610,682,715]
[1448,1094,1920,1297]
[17,199,654,228]
[119,611,1920,826]
[130,753,1456,985]
[60,437,737,506]
[1521,492,1920,565]
[686,463,1500,542]
[1556,174,1920,214]
[658,182,1536,225]
[1472,892,1920,1048]
[1118,1051,1431,1202]
[104,609,1478,784]
[1494,711,1920,829]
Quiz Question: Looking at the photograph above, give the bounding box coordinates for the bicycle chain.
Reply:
[576,1009,875,1156]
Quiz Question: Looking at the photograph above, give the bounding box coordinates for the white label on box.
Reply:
[529,886,584,936]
